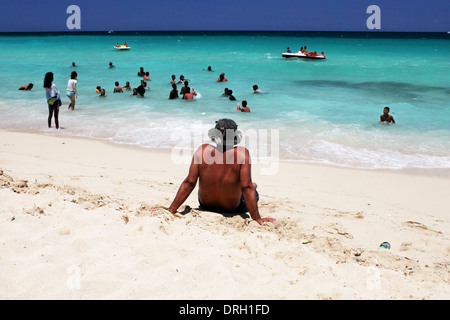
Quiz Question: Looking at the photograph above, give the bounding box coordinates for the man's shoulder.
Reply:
[235,145,249,152]
[196,143,213,153]
[236,145,250,156]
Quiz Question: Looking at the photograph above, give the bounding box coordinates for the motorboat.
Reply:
[282,51,325,60]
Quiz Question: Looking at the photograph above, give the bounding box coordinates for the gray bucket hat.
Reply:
[208,119,242,146]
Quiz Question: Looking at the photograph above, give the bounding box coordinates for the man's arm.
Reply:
[168,149,200,214]
[240,148,276,225]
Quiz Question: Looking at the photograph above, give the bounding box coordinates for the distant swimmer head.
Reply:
[208,118,242,147]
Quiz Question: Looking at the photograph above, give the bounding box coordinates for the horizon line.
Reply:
[1,30,449,37]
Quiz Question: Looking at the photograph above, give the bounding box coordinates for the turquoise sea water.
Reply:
[0,32,449,169]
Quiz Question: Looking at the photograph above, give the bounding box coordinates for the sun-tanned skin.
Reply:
[380,107,395,123]
[168,144,275,225]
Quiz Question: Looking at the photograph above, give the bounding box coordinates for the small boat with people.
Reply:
[114,42,131,50]
[282,46,325,60]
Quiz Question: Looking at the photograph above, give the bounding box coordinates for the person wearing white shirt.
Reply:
[44,72,61,129]
[66,71,78,110]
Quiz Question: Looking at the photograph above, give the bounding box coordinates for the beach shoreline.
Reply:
[3,127,449,178]
[0,130,449,299]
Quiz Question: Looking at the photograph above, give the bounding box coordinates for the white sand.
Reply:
[0,130,449,299]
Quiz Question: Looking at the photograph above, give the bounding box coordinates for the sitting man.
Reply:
[167,119,276,225]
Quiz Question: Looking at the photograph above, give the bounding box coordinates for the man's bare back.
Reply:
[167,125,275,225]
[197,144,249,211]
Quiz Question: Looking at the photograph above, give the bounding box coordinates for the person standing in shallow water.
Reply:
[66,71,78,110]
[44,72,61,129]
[169,84,179,99]
[380,106,395,124]
[237,100,250,112]
[217,72,228,82]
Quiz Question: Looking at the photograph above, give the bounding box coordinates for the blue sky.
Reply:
[0,0,448,32]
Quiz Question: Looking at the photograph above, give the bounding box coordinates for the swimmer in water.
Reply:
[138,67,145,77]
[180,80,189,96]
[123,81,131,90]
[182,87,197,100]
[19,83,34,90]
[114,81,123,93]
[237,100,250,112]
[253,85,264,94]
[217,72,228,82]
[136,82,146,97]
[380,106,395,124]
[178,75,189,84]
[228,89,236,101]
[169,84,179,99]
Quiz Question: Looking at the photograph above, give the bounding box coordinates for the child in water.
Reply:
[380,106,395,123]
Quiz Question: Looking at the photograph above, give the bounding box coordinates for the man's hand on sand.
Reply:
[163,205,275,226]
[256,217,276,225]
